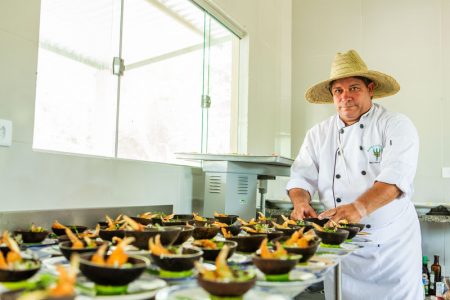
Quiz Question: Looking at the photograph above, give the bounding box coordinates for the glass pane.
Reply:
[33,0,119,156]
[119,0,204,164]
[206,17,238,154]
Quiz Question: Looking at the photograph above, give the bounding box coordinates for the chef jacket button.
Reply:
[366,224,371,229]
[336,198,342,203]
[359,146,363,150]
[336,174,341,179]
[360,124,364,129]
[361,170,367,175]
[337,150,341,156]
[339,128,344,134]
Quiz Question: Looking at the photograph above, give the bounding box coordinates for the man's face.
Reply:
[331,77,374,125]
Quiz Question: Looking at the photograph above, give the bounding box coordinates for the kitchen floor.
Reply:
[295,283,325,299]
[295,290,325,299]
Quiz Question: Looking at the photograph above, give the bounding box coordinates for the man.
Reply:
[287,50,422,299]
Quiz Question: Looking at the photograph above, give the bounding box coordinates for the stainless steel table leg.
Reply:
[335,262,342,300]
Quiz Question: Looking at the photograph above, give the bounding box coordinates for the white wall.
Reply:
[292,0,450,276]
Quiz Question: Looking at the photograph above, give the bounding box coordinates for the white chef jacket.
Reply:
[287,103,423,300]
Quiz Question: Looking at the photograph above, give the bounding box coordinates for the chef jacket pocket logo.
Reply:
[368,145,383,164]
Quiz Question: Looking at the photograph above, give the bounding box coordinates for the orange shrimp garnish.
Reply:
[212,221,229,228]
[49,254,79,297]
[193,213,206,221]
[149,235,171,256]
[213,212,227,217]
[52,220,67,229]
[259,238,287,259]
[91,244,108,266]
[192,239,217,249]
[220,227,233,238]
[3,231,22,264]
[48,265,76,297]
[257,212,267,221]
[106,237,134,267]
[214,245,232,279]
[272,241,288,257]
[0,252,7,269]
[241,226,257,233]
[161,214,174,222]
[285,230,301,246]
[65,228,83,249]
[280,214,296,226]
[122,215,145,231]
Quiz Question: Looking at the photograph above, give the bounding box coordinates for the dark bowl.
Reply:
[172,226,194,246]
[13,230,49,244]
[221,225,241,236]
[193,226,220,240]
[193,218,215,227]
[197,273,256,298]
[0,259,41,282]
[195,240,237,261]
[347,223,365,232]
[269,214,286,225]
[125,227,181,249]
[99,229,125,241]
[150,247,203,272]
[340,226,360,239]
[97,221,108,228]
[0,245,10,257]
[226,234,266,253]
[214,215,239,225]
[267,231,284,241]
[173,214,194,220]
[79,253,147,286]
[130,216,153,226]
[161,219,194,226]
[314,228,349,245]
[276,227,301,237]
[59,241,109,261]
[274,236,321,263]
[252,254,300,275]
[52,225,87,237]
[304,218,329,227]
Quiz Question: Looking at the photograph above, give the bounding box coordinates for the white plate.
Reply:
[228,253,252,265]
[76,277,167,300]
[296,255,338,273]
[42,256,69,274]
[155,284,290,300]
[255,268,323,298]
[39,245,62,256]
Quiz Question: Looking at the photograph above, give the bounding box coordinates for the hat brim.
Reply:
[305,70,400,104]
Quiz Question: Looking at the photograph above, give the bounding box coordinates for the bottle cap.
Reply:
[423,256,428,264]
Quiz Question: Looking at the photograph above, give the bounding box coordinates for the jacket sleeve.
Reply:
[375,114,419,197]
[286,129,319,198]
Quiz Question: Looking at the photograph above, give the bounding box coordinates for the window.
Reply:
[34,0,240,164]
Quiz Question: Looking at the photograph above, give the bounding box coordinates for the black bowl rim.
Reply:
[192,240,238,251]
[152,247,204,259]
[78,253,149,269]
[0,258,41,273]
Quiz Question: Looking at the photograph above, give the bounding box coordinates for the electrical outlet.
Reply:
[442,167,450,178]
[0,119,12,147]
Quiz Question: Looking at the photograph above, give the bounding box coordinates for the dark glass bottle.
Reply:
[422,256,430,296]
[430,255,442,296]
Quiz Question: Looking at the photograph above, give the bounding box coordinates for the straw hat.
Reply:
[305,49,400,104]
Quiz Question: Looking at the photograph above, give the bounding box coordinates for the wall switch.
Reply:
[0,119,12,147]
[442,167,450,178]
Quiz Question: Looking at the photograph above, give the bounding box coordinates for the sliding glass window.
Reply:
[33,0,240,164]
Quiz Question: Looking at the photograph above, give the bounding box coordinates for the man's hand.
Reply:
[288,188,318,220]
[291,203,318,220]
[318,202,364,224]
